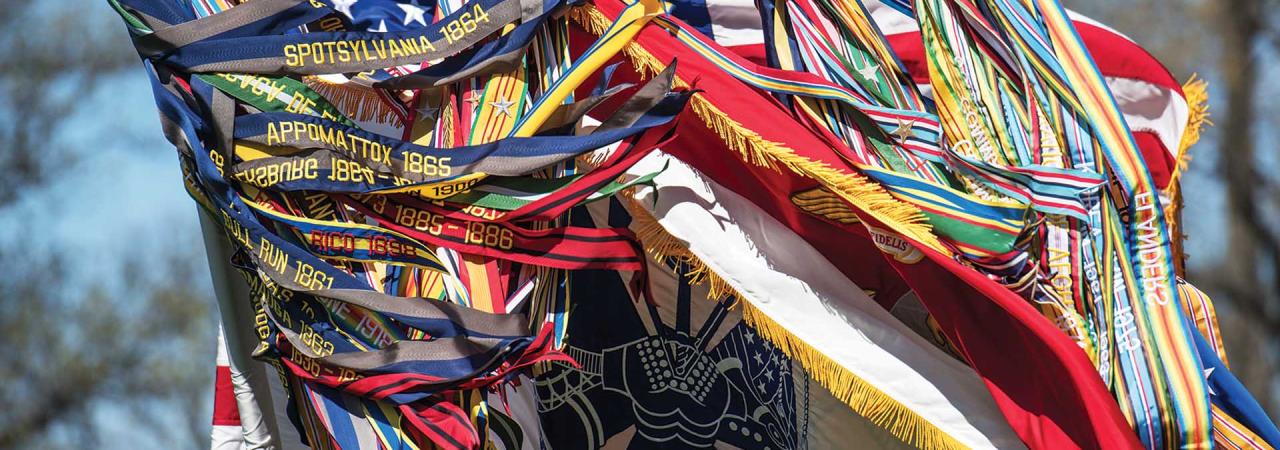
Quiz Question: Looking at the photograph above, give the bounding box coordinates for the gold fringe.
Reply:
[567,4,943,251]
[303,76,404,125]
[738,301,968,450]
[1165,76,1209,272]
[624,197,740,302]
[619,196,966,449]
[576,146,613,168]
[1169,75,1211,187]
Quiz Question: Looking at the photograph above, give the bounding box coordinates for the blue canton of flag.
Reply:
[330,0,437,32]
[1193,328,1280,446]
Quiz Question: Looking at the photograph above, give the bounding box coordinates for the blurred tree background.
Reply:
[0,0,1274,448]
[0,2,215,449]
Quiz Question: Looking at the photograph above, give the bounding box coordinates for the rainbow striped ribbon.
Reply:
[1027,0,1211,446]
[911,0,1213,446]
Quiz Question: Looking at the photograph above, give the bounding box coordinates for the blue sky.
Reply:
[0,71,206,281]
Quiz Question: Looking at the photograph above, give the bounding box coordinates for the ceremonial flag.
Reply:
[569,1,1139,445]
[616,151,1024,448]
[111,0,1270,448]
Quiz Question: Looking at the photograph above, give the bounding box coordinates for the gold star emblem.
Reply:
[891,118,916,142]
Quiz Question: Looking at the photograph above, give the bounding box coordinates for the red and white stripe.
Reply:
[212,326,246,450]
